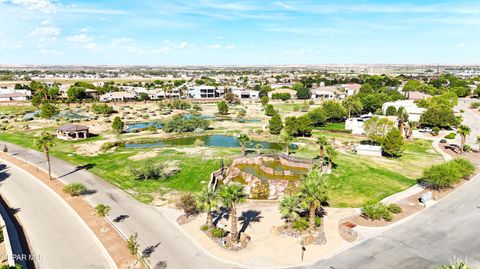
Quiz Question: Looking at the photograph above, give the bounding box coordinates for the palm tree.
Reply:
[457,124,471,154]
[299,169,328,232]
[35,132,56,180]
[197,186,218,228]
[407,121,417,139]
[396,107,409,138]
[219,183,247,243]
[324,144,337,173]
[280,130,293,155]
[316,135,329,169]
[237,134,250,157]
[279,195,300,223]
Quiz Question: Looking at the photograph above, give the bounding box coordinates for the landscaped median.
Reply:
[0,152,146,269]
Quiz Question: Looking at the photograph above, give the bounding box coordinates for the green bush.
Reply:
[291,218,309,231]
[200,224,209,231]
[315,216,321,227]
[250,181,270,199]
[63,183,87,196]
[470,102,480,109]
[419,159,475,189]
[210,227,226,238]
[449,158,475,179]
[361,201,394,221]
[431,126,440,136]
[162,115,209,133]
[95,204,111,217]
[92,104,114,115]
[128,161,179,181]
[444,133,456,139]
[271,93,291,101]
[387,203,402,214]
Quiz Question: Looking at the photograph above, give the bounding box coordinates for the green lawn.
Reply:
[314,122,346,132]
[0,105,35,115]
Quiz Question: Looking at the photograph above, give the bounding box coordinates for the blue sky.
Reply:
[0,0,479,65]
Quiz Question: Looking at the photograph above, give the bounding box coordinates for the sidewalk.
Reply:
[0,152,143,269]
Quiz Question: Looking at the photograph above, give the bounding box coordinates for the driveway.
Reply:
[0,161,115,269]
[457,98,480,146]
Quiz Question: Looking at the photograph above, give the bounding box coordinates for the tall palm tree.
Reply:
[299,169,328,232]
[237,134,250,157]
[407,121,417,139]
[396,107,409,138]
[279,195,300,223]
[280,130,293,155]
[219,183,247,243]
[197,186,218,228]
[324,144,337,173]
[35,132,56,180]
[457,124,471,154]
[316,135,329,169]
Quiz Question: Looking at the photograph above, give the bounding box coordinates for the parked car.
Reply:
[419,127,432,133]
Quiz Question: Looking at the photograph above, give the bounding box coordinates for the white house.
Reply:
[345,113,373,135]
[231,88,259,99]
[99,91,137,102]
[354,144,382,157]
[342,83,362,96]
[0,92,30,102]
[381,100,425,122]
[188,86,223,99]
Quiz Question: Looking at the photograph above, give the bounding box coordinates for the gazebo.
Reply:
[56,124,89,140]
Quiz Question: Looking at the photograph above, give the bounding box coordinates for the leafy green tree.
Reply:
[279,195,300,223]
[219,183,248,242]
[297,115,312,137]
[364,116,395,143]
[382,128,404,157]
[307,107,328,126]
[457,124,471,154]
[35,132,56,180]
[284,116,298,136]
[39,102,59,119]
[127,233,140,256]
[385,106,397,116]
[67,86,86,101]
[217,101,228,115]
[237,134,250,157]
[265,104,276,116]
[402,80,422,98]
[259,85,272,97]
[316,135,329,164]
[280,130,293,155]
[197,186,218,227]
[112,116,124,134]
[296,87,311,99]
[299,169,328,232]
[261,95,269,106]
[322,100,347,122]
[268,113,283,134]
[420,104,459,128]
[342,96,363,118]
[292,82,304,91]
[449,86,471,98]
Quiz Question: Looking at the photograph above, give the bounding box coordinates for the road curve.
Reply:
[0,160,115,269]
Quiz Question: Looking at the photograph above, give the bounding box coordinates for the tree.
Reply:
[284,116,298,136]
[279,195,300,223]
[66,86,86,101]
[363,116,395,143]
[268,113,283,134]
[296,87,311,99]
[261,96,269,106]
[265,104,276,116]
[127,233,140,256]
[35,132,55,180]
[217,101,228,115]
[407,121,417,139]
[385,106,397,116]
[297,115,312,137]
[457,124,471,154]
[112,116,124,134]
[322,100,347,122]
[396,107,409,138]
[237,134,250,157]
[299,169,328,232]
[197,186,218,228]
[176,193,199,216]
[382,128,404,157]
[292,82,304,91]
[324,144,337,173]
[39,102,59,119]
[420,104,459,128]
[307,107,328,126]
[219,183,247,242]
[316,135,329,168]
[342,96,363,118]
[402,80,422,98]
[280,130,293,155]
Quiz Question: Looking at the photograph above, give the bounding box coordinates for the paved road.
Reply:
[457,98,480,146]
[2,143,234,269]
[3,142,480,269]
[0,160,115,269]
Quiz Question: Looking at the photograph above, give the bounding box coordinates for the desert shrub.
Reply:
[95,204,111,217]
[210,227,226,238]
[200,224,209,231]
[128,161,179,180]
[420,161,464,189]
[192,104,202,111]
[271,93,291,101]
[162,115,209,133]
[194,138,205,147]
[92,104,114,115]
[250,181,270,199]
[444,133,456,139]
[100,141,126,151]
[291,218,309,231]
[449,158,475,179]
[63,183,87,196]
[386,203,402,214]
[164,99,191,110]
[176,193,199,216]
[361,201,393,221]
[293,105,300,112]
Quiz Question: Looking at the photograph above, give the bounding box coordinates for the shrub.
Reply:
[431,126,440,136]
[217,101,229,115]
[463,144,472,152]
[192,104,202,111]
[291,218,309,231]
[250,181,270,199]
[162,115,209,133]
[265,104,276,116]
[284,181,300,196]
[385,106,397,116]
[271,93,291,101]
[386,203,402,214]
[420,161,463,189]
[210,227,226,238]
[176,193,199,216]
[470,102,480,109]
[200,224,209,231]
[100,141,125,151]
[449,158,475,179]
[92,104,114,115]
[444,133,456,139]
[315,216,321,227]
[95,204,111,217]
[128,161,179,181]
[112,116,124,134]
[63,183,87,196]
[361,201,393,221]
[164,99,191,110]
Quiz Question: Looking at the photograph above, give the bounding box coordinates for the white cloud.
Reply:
[67,33,90,43]
[178,41,188,49]
[29,22,60,42]
[67,34,101,52]
[207,44,222,49]
[10,0,56,14]
[40,48,63,55]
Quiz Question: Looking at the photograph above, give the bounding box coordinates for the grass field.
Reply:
[0,105,35,115]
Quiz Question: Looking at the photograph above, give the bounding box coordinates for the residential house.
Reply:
[381,100,425,122]
[188,86,223,99]
[99,91,137,102]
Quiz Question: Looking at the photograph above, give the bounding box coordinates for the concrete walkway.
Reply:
[0,160,115,269]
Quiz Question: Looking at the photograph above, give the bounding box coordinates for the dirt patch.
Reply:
[128,151,158,161]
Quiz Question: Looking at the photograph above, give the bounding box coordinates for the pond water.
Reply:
[182,114,216,120]
[124,135,296,150]
[234,163,305,181]
[237,119,261,123]
[262,160,309,175]
[125,121,163,132]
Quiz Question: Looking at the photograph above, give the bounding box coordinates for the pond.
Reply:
[182,114,216,120]
[234,163,305,181]
[237,119,261,123]
[124,135,297,150]
[125,121,163,132]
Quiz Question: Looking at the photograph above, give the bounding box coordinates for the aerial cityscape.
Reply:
[0,1,479,269]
